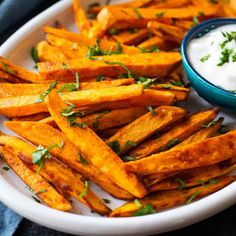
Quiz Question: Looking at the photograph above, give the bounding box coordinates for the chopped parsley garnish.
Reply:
[132,7,143,19]
[128,28,138,34]
[118,140,137,155]
[217,48,233,66]
[103,198,111,204]
[221,31,236,49]
[186,191,201,204]
[108,141,120,153]
[109,28,119,35]
[133,199,156,216]
[167,138,180,149]
[209,178,219,184]
[135,76,157,89]
[202,120,216,128]
[78,180,89,199]
[92,110,110,129]
[139,46,160,53]
[170,81,184,87]
[0,62,16,75]
[96,75,105,82]
[196,179,205,186]
[156,12,164,18]
[192,16,199,27]
[122,155,137,162]
[104,61,132,78]
[61,103,86,128]
[31,47,39,69]
[175,178,186,190]
[35,80,57,103]
[200,54,211,62]
[162,84,171,89]
[79,153,89,165]
[146,105,157,115]
[2,166,10,171]
[32,142,64,173]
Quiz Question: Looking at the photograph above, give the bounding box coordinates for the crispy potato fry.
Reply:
[110,176,236,217]
[0,146,72,211]
[0,135,110,215]
[148,21,187,44]
[0,79,134,98]
[4,121,133,200]
[144,118,224,186]
[129,108,219,159]
[173,117,223,149]
[38,52,181,81]
[125,130,236,175]
[47,91,147,198]
[0,70,25,83]
[0,57,39,83]
[11,113,49,122]
[0,85,143,117]
[151,84,189,101]
[149,159,236,192]
[73,0,92,34]
[108,106,186,154]
[112,29,149,46]
[97,6,220,31]
[138,36,177,51]
[44,27,140,55]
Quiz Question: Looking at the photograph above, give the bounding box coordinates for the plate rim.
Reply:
[1,0,236,235]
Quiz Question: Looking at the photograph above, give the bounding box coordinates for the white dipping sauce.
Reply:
[188,24,236,91]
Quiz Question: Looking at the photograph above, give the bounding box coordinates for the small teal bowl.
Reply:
[181,18,236,111]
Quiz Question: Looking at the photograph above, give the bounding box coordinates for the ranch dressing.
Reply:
[188,24,236,92]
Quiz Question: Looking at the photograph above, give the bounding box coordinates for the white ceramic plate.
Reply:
[1,0,236,235]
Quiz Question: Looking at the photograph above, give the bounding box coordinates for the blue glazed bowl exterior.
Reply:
[181,18,236,111]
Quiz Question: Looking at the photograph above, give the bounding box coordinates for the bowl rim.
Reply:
[181,18,236,99]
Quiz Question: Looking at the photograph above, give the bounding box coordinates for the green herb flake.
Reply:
[31,47,39,69]
[104,60,132,78]
[133,203,156,216]
[186,191,201,204]
[134,199,142,208]
[167,138,180,149]
[109,28,119,35]
[192,16,199,27]
[35,189,47,195]
[146,105,157,115]
[217,48,233,66]
[108,141,120,153]
[202,120,216,128]
[170,81,184,87]
[175,178,186,190]
[32,143,63,173]
[35,80,57,103]
[103,198,111,204]
[119,140,137,155]
[96,75,105,82]
[132,7,143,19]
[162,84,171,89]
[79,153,89,165]
[209,178,219,184]
[2,166,10,171]
[78,180,89,199]
[122,155,137,162]
[92,110,110,129]
[196,179,205,186]
[128,28,138,34]
[0,62,16,75]
[156,12,164,18]
[200,54,211,62]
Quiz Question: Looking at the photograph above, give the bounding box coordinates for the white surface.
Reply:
[188,24,236,91]
[0,0,236,235]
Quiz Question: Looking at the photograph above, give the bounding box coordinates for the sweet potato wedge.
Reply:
[0,146,72,211]
[47,91,147,198]
[4,121,133,200]
[108,106,186,154]
[112,29,149,46]
[125,130,236,175]
[143,118,224,187]
[0,79,134,98]
[0,70,25,83]
[73,0,92,34]
[44,27,140,55]
[0,84,143,117]
[149,159,236,192]
[0,135,111,215]
[129,108,219,159]
[151,84,189,101]
[11,113,49,122]
[149,0,191,8]
[38,52,181,81]
[110,176,236,217]
[0,56,39,83]
[97,6,220,31]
